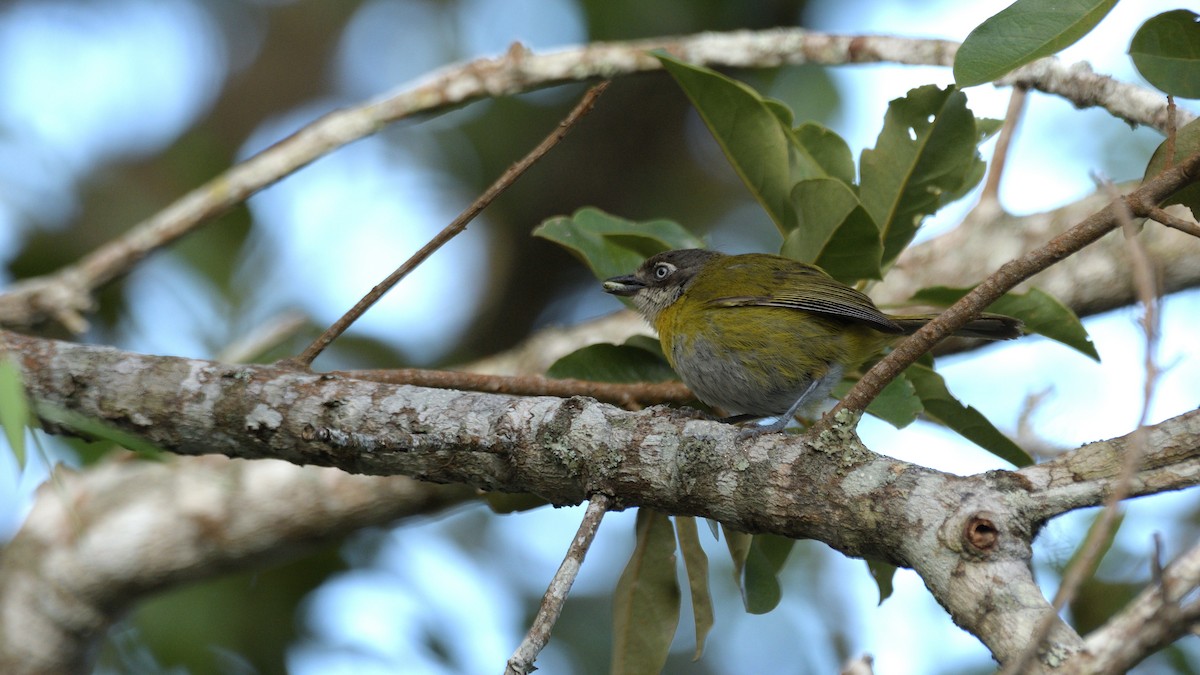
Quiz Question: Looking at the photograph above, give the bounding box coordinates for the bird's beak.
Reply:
[602,275,643,296]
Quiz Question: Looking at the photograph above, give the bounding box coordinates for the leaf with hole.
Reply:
[859,85,989,266]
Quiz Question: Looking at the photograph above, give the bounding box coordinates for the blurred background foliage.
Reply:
[2,0,1197,674]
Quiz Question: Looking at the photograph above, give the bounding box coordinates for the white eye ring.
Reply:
[653,263,673,280]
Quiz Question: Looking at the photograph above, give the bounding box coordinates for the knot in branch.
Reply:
[964,512,1000,555]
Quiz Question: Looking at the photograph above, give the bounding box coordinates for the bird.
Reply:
[603,248,1022,434]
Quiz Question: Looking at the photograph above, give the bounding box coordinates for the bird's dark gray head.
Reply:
[602,248,723,323]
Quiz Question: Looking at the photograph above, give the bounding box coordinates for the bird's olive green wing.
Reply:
[704,266,903,333]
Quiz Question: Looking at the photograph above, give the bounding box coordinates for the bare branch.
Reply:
[506,494,611,675]
[0,456,474,674]
[337,368,693,410]
[1062,539,1200,674]
[1148,207,1200,238]
[289,81,610,367]
[8,328,1200,669]
[0,30,1189,331]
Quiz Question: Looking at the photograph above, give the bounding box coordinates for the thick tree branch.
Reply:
[0,30,1188,332]
[0,455,474,675]
[7,329,1200,669]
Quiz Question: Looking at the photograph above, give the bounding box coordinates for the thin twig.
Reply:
[1148,207,1200,237]
[1069,538,1200,674]
[980,87,1027,204]
[1153,532,1165,587]
[506,494,611,675]
[1166,95,1177,169]
[288,81,610,367]
[1000,177,1163,675]
[335,368,692,410]
[815,148,1200,433]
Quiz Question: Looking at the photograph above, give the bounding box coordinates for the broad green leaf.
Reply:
[612,509,681,675]
[674,517,714,660]
[533,207,704,284]
[0,355,29,468]
[859,86,988,266]
[954,0,1119,86]
[1143,117,1200,219]
[1130,10,1200,99]
[866,371,922,428]
[783,178,883,282]
[793,122,856,187]
[866,559,898,604]
[622,335,667,359]
[741,534,795,614]
[547,344,677,383]
[657,54,828,233]
[906,364,1033,467]
[910,286,1098,361]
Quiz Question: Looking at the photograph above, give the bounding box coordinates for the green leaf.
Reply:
[0,355,29,468]
[1129,10,1200,99]
[954,0,1120,86]
[547,344,677,383]
[783,178,883,282]
[35,403,166,459]
[910,286,1098,361]
[741,534,795,614]
[1143,117,1200,219]
[793,122,857,186]
[722,525,752,599]
[867,371,923,428]
[859,85,989,266]
[533,207,705,284]
[674,517,714,660]
[622,335,667,358]
[833,370,924,428]
[866,559,897,604]
[612,509,681,675]
[657,54,830,234]
[906,364,1033,467]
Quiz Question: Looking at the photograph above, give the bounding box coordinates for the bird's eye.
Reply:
[653,263,672,280]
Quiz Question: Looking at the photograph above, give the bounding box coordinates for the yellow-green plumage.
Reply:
[603,249,1022,433]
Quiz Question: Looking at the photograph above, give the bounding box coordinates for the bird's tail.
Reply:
[890,313,1024,340]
